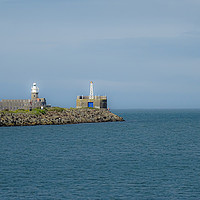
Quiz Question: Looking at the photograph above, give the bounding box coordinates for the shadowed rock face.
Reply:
[0,109,124,127]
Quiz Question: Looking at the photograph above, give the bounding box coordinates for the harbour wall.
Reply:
[0,108,124,127]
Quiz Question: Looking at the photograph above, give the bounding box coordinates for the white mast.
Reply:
[89,81,94,99]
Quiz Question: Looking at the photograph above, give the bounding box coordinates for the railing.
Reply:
[77,96,107,100]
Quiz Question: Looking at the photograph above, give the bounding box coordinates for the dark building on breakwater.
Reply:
[0,83,48,111]
[76,81,107,109]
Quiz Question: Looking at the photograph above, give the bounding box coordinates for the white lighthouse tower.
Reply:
[89,81,94,99]
[31,83,39,100]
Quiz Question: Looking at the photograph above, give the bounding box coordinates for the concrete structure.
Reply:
[76,81,107,109]
[0,83,47,111]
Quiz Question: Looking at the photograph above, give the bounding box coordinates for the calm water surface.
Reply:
[0,109,200,199]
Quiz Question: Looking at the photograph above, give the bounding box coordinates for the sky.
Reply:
[0,0,200,109]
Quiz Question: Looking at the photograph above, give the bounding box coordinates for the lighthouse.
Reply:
[0,82,48,111]
[31,83,39,100]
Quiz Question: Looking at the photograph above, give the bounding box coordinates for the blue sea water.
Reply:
[0,109,200,200]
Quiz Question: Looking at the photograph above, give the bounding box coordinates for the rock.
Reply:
[0,108,124,127]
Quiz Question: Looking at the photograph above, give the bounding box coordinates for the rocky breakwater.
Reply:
[0,108,124,127]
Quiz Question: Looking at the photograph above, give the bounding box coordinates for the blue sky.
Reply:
[0,0,200,108]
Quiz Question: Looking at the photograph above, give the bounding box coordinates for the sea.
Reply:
[0,109,200,200]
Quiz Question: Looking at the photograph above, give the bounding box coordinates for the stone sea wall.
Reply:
[0,108,124,127]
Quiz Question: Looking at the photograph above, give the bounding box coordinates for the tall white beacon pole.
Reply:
[89,81,94,99]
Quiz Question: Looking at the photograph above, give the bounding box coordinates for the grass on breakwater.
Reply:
[0,107,100,115]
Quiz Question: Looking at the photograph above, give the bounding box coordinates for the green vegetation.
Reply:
[0,109,29,114]
[0,108,46,115]
[47,107,66,112]
[30,108,46,115]
[80,107,96,109]
[13,109,30,113]
[69,107,78,110]
[0,107,99,115]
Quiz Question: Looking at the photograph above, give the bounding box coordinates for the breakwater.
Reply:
[0,108,124,127]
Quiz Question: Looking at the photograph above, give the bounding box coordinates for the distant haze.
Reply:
[1,0,200,109]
